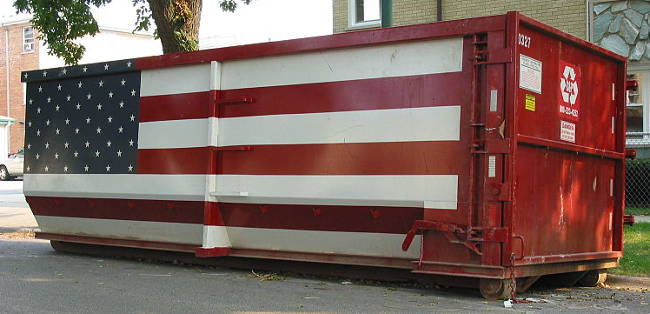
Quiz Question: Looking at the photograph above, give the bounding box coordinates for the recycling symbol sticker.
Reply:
[558,61,581,121]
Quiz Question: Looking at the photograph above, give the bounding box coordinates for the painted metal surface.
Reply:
[23,12,626,285]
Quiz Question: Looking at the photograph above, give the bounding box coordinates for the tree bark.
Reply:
[147,0,202,53]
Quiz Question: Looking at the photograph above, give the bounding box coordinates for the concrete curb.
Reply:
[606,274,650,291]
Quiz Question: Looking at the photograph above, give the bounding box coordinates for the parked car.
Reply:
[0,149,24,180]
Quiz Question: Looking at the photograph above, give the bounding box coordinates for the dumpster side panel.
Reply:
[511,21,625,264]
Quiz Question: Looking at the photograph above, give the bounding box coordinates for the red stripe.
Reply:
[218,141,466,175]
[140,91,215,122]
[137,147,213,174]
[218,73,467,118]
[135,142,466,175]
[28,196,422,234]
[135,15,504,70]
[28,196,204,224]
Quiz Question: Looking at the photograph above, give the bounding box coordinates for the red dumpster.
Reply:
[22,11,627,298]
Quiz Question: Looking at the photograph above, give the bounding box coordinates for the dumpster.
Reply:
[22,11,627,298]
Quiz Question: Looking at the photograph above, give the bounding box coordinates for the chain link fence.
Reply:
[626,132,650,213]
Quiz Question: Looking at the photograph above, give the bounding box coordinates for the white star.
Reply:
[117,150,123,157]
[27,143,31,149]
[97,103,102,110]
[28,99,33,104]
[87,93,92,100]
[23,73,28,79]
[119,101,125,108]
[128,164,133,172]
[85,141,90,148]
[75,128,80,134]
[45,142,49,149]
[95,150,100,157]
[37,107,41,114]
[86,117,91,124]
[63,166,68,172]
[57,84,62,91]
[35,153,40,160]
[76,103,81,110]
[130,90,136,96]
[61,68,67,75]
[77,81,83,88]
[47,97,51,103]
[42,70,47,77]
[126,61,132,67]
[84,165,89,172]
[96,127,102,134]
[108,91,114,98]
[82,66,88,72]
[74,151,79,157]
[54,153,59,159]
[55,105,60,111]
[64,142,69,148]
[38,86,42,92]
[66,95,71,101]
[105,165,111,172]
[55,128,60,134]
[65,118,70,125]
[44,165,49,172]
[129,139,134,146]
[28,121,32,127]
[104,64,109,70]
[107,116,112,123]
[46,120,50,126]
[130,114,135,121]
[98,80,104,87]
[26,166,30,172]
[118,126,123,133]
[36,129,41,136]
[120,79,126,86]
[106,141,111,147]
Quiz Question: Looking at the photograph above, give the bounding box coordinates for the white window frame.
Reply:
[23,26,34,53]
[627,70,649,133]
[348,0,381,30]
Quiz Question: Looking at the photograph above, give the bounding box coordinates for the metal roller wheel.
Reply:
[577,269,607,287]
[479,278,515,300]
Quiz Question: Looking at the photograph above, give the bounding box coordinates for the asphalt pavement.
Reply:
[1,181,649,313]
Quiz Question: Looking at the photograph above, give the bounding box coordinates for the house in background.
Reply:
[333,0,650,158]
[0,16,161,159]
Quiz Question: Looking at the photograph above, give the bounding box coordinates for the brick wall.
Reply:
[0,21,39,154]
[333,0,588,39]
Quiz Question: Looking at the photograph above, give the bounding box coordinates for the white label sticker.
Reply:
[560,120,576,143]
[488,155,496,178]
[519,54,542,94]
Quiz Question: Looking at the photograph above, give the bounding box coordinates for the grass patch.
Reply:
[626,207,650,216]
[610,223,650,277]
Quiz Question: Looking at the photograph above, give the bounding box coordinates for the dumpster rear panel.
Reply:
[21,12,627,297]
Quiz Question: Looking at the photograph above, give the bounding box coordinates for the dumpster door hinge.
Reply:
[474,48,513,65]
[402,221,509,256]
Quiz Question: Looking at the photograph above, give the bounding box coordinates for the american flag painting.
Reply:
[23,36,465,261]
[24,63,140,174]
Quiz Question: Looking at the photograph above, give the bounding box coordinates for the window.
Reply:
[627,73,645,133]
[23,26,34,53]
[348,0,381,29]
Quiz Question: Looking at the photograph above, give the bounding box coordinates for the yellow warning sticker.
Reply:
[525,94,536,111]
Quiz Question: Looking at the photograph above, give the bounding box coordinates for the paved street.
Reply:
[0,181,649,313]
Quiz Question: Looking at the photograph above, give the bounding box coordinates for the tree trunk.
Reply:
[147,0,202,53]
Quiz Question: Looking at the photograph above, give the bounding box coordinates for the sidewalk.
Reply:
[634,215,650,223]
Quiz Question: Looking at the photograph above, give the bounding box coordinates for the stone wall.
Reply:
[332,0,588,39]
[593,1,650,60]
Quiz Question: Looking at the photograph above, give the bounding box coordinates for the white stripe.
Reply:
[139,107,460,149]
[24,174,209,201]
[221,38,463,89]
[213,175,458,209]
[35,216,203,245]
[202,225,231,248]
[227,227,421,259]
[34,216,420,259]
[219,106,460,146]
[138,118,218,149]
[140,64,211,97]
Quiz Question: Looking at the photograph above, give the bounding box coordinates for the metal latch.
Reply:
[402,220,508,256]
